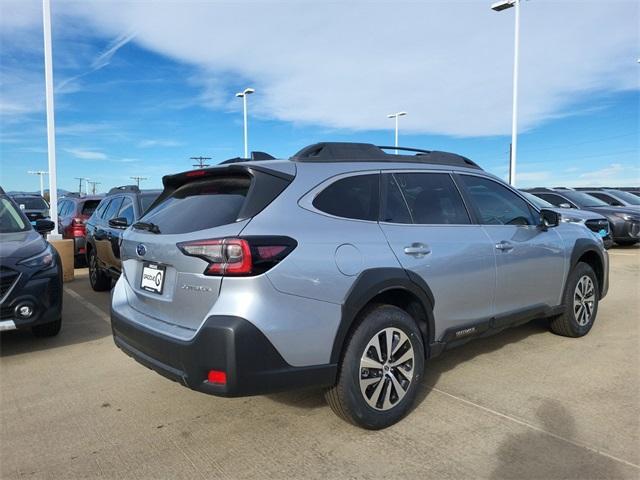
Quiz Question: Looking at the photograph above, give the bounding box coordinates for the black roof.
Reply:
[290,142,482,170]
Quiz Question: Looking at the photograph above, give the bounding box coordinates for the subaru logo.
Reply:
[136,244,147,257]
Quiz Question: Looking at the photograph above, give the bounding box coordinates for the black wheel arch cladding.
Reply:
[330,267,435,364]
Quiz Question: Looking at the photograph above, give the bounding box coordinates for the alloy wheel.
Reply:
[573,275,595,327]
[359,327,415,411]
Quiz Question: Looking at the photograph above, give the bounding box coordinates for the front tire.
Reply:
[32,318,61,337]
[550,262,599,337]
[325,304,425,429]
[88,249,111,291]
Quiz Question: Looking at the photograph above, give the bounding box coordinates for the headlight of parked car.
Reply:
[18,245,54,269]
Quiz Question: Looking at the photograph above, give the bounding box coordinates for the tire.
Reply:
[549,262,599,338]
[615,239,638,247]
[32,317,61,337]
[88,248,111,291]
[325,304,425,429]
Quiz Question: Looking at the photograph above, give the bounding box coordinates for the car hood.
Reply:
[0,230,47,260]
[588,206,640,217]
[552,208,605,221]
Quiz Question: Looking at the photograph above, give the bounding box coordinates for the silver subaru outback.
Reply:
[111,142,609,429]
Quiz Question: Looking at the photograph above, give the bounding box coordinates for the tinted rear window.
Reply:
[12,196,48,210]
[141,176,251,234]
[81,200,101,216]
[140,192,161,213]
[313,174,379,221]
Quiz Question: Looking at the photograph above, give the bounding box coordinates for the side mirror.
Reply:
[559,203,572,209]
[109,217,129,229]
[539,209,559,230]
[34,219,55,234]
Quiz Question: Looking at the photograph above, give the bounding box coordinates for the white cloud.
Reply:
[137,139,182,148]
[60,0,638,137]
[65,148,108,160]
[1,1,638,138]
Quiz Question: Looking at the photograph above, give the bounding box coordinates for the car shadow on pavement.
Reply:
[267,318,552,413]
[489,400,625,479]
[0,313,112,357]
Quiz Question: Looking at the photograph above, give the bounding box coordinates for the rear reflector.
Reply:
[208,370,227,385]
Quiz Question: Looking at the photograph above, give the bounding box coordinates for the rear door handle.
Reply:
[495,240,514,252]
[404,243,431,257]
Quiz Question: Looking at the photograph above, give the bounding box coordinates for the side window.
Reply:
[58,201,67,215]
[94,199,109,219]
[313,174,379,221]
[103,197,123,221]
[118,198,135,225]
[383,173,470,224]
[460,175,536,226]
[536,193,572,208]
[589,192,618,206]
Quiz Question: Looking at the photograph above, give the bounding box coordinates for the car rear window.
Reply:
[141,175,251,234]
[140,192,161,214]
[81,200,101,216]
[12,196,48,210]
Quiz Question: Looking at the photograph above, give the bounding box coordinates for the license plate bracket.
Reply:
[140,262,166,295]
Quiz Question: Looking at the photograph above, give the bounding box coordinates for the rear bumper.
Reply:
[111,310,337,397]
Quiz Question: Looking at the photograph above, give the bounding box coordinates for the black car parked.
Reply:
[9,193,50,225]
[525,188,640,246]
[85,185,160,291]
[574,188,640,209]
[57,194,104,266]
[0,188,62,337]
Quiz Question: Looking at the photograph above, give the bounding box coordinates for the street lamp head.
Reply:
[397,111,407,117]
[235,92,244,98]
[244,88,255,95]
[388,112,408,119]
[491,0,516,11]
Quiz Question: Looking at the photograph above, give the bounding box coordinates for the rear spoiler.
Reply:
[144,164,295,221]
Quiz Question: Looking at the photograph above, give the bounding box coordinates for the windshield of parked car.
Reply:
[560,191,609,208]
[609,190,640,205]
[521,191,553,209]
[0,197,30,233]
[12,196,49,210]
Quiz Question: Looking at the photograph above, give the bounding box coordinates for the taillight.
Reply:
[177,236,296,276]
[70,218,86,237]
[71,217,85,226]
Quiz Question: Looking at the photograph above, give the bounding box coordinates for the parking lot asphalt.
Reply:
[1,246,639,479]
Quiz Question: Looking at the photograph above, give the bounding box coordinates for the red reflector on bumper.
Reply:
[207,370,227,385]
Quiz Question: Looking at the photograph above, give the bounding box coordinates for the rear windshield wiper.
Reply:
[132,221,161,234]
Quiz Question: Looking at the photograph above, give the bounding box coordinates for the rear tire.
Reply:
[549,262,599,338]
[325,304,425,429]
[32,318,61,337]
[89,249,111,292]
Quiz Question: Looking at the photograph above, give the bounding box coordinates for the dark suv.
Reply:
[9,193,50,225]
[526,188,640,246]
[57,194,104,266]
[0,188,62,337]
[86,186,160,291]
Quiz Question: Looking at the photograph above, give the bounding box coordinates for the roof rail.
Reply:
[219,151,276,165]
[290,142,482,170]
[108,185,140,195]
[377,145,432,155]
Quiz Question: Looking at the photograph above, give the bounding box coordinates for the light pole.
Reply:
[235,88,255,158]
[88,181,100,195]
[387,112,407,154]
[28,171,48,197]
[491,0,521,186]
[42,0,60,237]
[130,176,148,187]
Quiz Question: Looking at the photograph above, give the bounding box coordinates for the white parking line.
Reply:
[431,387,640,470]
[63,287,111,324]
[608,252,639,256]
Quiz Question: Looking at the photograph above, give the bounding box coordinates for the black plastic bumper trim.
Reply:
[112,311,337,397]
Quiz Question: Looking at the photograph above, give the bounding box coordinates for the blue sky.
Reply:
[1,0,638,193]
